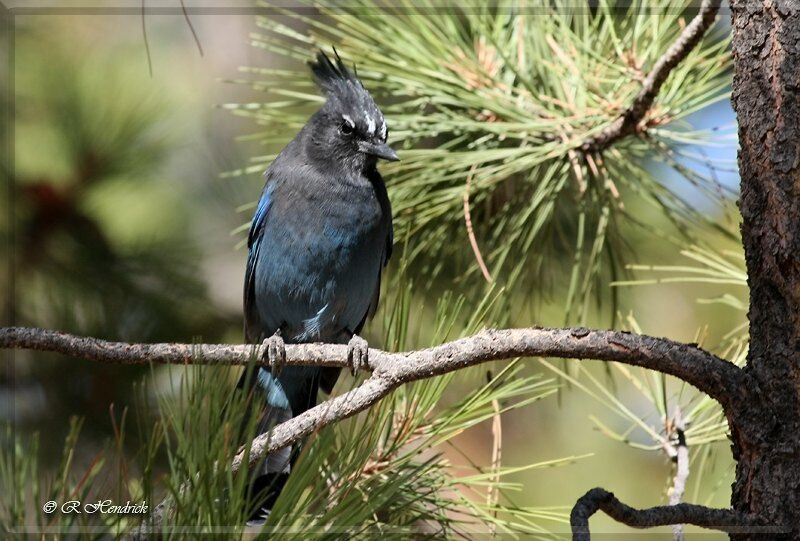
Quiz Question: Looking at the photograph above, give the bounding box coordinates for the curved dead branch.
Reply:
[570,487,768,540]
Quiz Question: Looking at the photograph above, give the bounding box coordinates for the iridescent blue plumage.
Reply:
[240,50,395,516]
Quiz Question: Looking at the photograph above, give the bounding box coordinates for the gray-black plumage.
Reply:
[239,50,395,518]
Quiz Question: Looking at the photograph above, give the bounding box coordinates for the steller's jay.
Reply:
[239,50,396,521]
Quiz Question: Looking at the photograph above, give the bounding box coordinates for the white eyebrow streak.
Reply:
[379,122,387,141]
[342,114,355,128]
[365,115,376,136]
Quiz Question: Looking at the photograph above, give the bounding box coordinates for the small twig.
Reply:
[141,0,153,77]
[668,407,689,541]
[486,371,502,536]
[560,130,587,193]
[567,147,587,193]
[179,0,204,57]
[592,153,623,208]
[581,0,722,152]
[570,487,763,540]
[463,164,494,283]
[515,16,525,72]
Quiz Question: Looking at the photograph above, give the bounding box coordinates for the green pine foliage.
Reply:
[224,0,733,321]
[2,275,575,538]
[218,0,741,528]
[550,245,748,506]
[2,1,743,538]
[256,266,570,538]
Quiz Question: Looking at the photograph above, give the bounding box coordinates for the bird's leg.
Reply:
[262,329,286,377]
[346,334,369,376]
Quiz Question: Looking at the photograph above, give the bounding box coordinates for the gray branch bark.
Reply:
[2,325,747,537]
[1,325,743,409]
[581,0,722,152]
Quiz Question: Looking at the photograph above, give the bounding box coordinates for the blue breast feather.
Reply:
[243,166,391,410]
[246,171,389,344]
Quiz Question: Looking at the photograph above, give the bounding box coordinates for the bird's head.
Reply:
[307,49,398,172]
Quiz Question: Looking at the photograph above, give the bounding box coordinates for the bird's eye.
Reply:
[340,121,355,136]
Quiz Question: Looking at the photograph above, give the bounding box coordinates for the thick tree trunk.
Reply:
[730,0,800,537]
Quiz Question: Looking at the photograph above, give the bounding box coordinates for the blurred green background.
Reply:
[2,3,745,537]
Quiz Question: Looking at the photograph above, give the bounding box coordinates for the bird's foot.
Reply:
[347,334,369,376]
[262,331,286,377]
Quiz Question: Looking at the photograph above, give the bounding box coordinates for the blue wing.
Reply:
[245,164,392,337]
[364,169,393,323]
[243,179,274,342]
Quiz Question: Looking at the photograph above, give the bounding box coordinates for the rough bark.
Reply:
[730,0,800,537]
[570,488,762,540]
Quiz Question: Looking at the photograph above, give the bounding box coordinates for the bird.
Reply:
[239,49,396,521]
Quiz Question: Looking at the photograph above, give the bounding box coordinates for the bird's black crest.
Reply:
[309,48,365,96]
[307,48,386,143]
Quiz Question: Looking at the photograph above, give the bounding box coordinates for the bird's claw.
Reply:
[347,334,369,376]
[262,332,286,377]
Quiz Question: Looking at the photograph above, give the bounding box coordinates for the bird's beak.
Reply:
[358,141,400,162]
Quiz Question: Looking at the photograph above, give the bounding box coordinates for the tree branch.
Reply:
[581,0,722,152]
[570,488,763,540]
[220,327,743,476]
[2,326,744,473]
[463,163,494,283]
[3,325,745,470]
[2,325,746,536]
[0,326,742,407]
